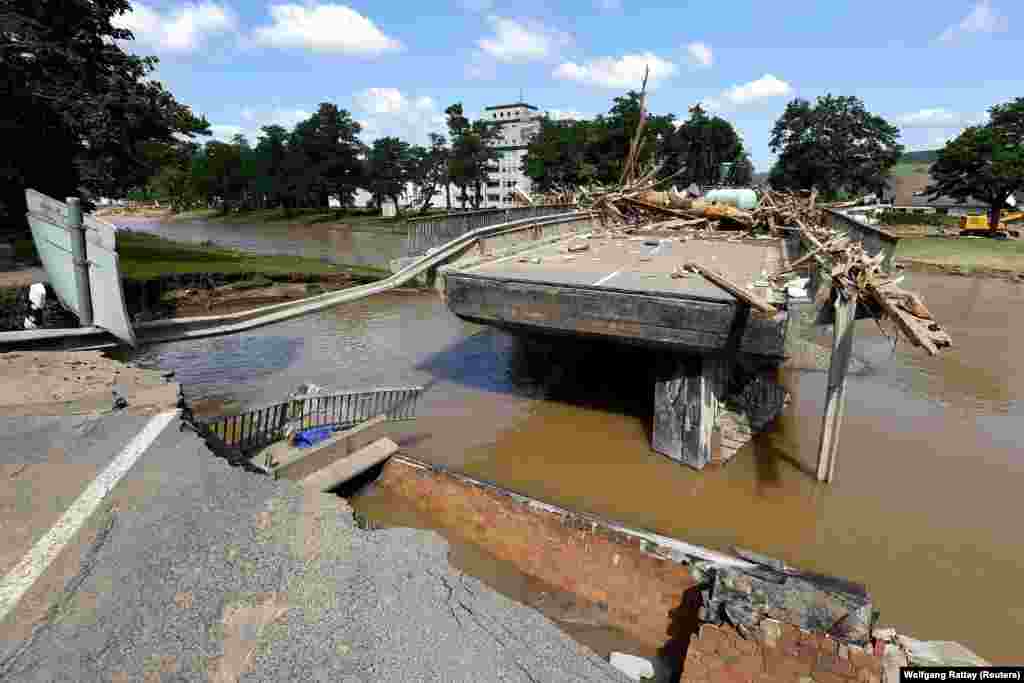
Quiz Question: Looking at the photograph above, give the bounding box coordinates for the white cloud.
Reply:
[547,109,587,121]
[594,0,622,10]
[352,88,447,144]
[702,74,792,111]
[893,108,987,128]
[253,3,402,55]
[208,107,313,143]
[553,52,678,89]
[939,0,1008,42]
[464,50,498,80]
[209,124,245,141]
[685,41,713,68]
[113,1,236,53]
[477,16,571,63]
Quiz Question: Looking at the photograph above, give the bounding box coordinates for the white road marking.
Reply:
[592,270,621,286]
[0,410,178,623]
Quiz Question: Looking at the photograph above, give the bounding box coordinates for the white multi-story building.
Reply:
[482,102,543,208]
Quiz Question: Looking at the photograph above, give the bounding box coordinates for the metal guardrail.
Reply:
[823,208,900,271]
[198,385,422,454]
[405,205,576,256]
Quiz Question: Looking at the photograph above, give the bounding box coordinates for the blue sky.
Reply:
[114,0,1022,171]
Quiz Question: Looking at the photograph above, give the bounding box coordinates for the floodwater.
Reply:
[125,271,1024,664]
[110,216,407,270]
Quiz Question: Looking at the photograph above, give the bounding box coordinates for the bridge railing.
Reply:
[197,385,423,455]
[405,205,577,256]
[822,208,900,271]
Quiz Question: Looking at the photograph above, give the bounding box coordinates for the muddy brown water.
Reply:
[124,271,1024,664]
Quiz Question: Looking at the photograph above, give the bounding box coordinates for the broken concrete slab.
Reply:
[701,562,873,646]
[896,636,990,666]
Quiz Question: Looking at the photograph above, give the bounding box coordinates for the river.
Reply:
[115,217,1023,663]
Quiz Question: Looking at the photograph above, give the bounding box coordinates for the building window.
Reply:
[487,193,500,202]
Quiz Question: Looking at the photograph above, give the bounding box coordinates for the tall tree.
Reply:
[366,136,413,215]
[445,103,500,209]
[1,0,209,240]
[768,95,902,198]
[522,117,599,193]
[587,91,675,186]
[662,105,744,187]
[253,125,289,209]
[927,97,1024,229]
[408,133,449,214]
[287,103,363,209]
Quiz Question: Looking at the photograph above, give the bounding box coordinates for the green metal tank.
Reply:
[705,188,759,210]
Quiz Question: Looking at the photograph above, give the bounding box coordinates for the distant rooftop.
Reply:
[484,103,538,111]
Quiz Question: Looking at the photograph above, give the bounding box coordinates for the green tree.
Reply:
[408,133,449,214]
[522,117,599,193]
[445,104,500,209]
[287,103,363,209]
[1,0,209,240]
[732,153,755,186]
[769,95,902,198]
[662,105,744,187]
[248,125,287,210]
[366,136,413,215]
[587,91,675,186]
[927,97,1024,229]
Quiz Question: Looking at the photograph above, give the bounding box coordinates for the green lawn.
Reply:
[889,162,932,178]
[113,231,388,280]
[896,237,1024,271]
[170,207,424,232]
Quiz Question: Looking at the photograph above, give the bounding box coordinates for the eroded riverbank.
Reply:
[124,272,1023,663]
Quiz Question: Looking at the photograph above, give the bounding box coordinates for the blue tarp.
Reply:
[293,426,335,448]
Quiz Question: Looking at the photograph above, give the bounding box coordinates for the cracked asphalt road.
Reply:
[0,414,628,682]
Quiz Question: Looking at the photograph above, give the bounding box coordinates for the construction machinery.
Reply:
[959,212,1023,238]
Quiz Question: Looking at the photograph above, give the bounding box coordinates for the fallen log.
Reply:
[867,283,951,355]
[685,262,778,315]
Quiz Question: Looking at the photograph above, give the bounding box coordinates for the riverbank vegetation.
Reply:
[896,236,1024,274]
[167,207,409,232]
[113,231,387,280]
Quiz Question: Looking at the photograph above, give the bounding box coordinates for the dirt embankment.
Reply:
[130,271,367,321]
[0,351,179,416]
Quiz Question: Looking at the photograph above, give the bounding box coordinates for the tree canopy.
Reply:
[927,97,1024,228]
[768,94,902,199]
[523,97,751,193]
[1,0,209,238]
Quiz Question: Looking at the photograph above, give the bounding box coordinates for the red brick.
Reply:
[718,662,758,683]
[813,671,850,683]
[685,656,711,678]
[818,654,855,677]
[780,624,802,649]
[818,636,838,656]
[849,648,883,675]
[764,648,815,677]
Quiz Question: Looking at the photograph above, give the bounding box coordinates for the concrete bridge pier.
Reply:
[653,353,788,470]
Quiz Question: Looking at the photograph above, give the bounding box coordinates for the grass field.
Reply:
[113,231,387,280]
[889,162,932,178]
[171,207,427,232]
[896,237,1024,272]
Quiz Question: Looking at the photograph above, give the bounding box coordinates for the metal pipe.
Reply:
[66,197,94,327]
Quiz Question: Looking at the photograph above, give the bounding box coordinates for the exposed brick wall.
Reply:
[377,460,698,650]
[682,622,883,683]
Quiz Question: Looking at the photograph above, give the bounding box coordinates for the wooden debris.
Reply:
[685,262,778,315]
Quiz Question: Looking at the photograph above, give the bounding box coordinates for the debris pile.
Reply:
[566,72,953,356]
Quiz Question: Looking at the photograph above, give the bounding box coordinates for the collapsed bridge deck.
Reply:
[444,232,792,357]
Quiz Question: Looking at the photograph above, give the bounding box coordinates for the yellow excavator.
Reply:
[959,212,1023,238]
